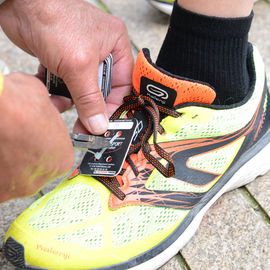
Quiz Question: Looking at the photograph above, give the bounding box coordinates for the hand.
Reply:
[0,74,74,202]
[0,0,134,135]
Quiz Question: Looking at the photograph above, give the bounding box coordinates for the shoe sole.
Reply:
[148,0,173,15]
[4,123,270,270]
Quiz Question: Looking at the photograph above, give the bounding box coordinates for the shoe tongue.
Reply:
[133,49,216,107]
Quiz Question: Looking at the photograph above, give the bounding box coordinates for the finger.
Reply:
[50,95,73,113]
[106,30,134,108]
[73,118,89,134]
[112,32,134,92]
[38,64,45,77]
[63,57,109,135]
[35,64,45,82]
[36,65,74,113]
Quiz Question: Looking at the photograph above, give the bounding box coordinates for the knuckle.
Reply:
[112,17,126,32]
[68,50,90,71]
[75,90,102,107]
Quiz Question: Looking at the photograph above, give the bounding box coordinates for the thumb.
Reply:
[63,61,109,135]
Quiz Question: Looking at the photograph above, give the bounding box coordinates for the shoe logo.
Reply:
[146,84,169,100]
[141,77,177,107]
[36,244,70,260]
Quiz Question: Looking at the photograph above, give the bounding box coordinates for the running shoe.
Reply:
[148,0,259,15]
[3,44,270,270]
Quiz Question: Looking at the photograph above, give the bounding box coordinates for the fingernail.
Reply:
[88,114,109,134]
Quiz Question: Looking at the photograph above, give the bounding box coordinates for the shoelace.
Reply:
[96,92,180,200]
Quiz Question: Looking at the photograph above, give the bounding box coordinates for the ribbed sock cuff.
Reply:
[156,2,254,104]
[170,2,253,39]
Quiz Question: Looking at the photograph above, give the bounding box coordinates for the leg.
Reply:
[178,0,253,17]
[157,0,254,104]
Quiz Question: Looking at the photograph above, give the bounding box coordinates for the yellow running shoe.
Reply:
[4,44,270,270]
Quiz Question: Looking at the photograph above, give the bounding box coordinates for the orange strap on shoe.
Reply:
[0,71,3,96]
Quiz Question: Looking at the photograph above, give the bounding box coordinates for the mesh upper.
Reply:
[112,206,187,248]
[28,183,102,231]
[54,224,103,250]
[188,139,243,174]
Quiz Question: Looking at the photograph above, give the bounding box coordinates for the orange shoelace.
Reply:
[96,92,180,200]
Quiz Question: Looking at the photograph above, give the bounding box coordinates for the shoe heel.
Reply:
[4,237,26,269]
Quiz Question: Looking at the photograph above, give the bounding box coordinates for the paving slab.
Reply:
[246,171,270,215]
[181,190,270,270]
[159,255,187,270]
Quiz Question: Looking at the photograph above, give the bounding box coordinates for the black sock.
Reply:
[156,2,253,104]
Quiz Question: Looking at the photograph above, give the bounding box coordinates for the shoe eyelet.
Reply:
[160,129,166,136]
[106,156,112,163]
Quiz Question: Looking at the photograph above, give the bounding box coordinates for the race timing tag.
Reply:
[79,119,138,177]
